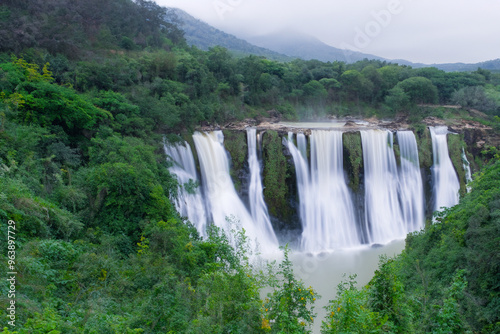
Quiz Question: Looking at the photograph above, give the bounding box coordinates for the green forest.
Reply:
[0,0,499,333]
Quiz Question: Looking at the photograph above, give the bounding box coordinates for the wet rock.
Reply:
[343,120,358,127]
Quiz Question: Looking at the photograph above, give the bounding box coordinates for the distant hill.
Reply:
[432,59,500,72]
[246,30,385,63]
[247,31,500,71]
[392,58,500,72]
[171,9,292,61]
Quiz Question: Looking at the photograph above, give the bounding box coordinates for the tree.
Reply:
[385,86,410,112]
[432,270,472,334]
[302,80,328,101]
[451,86,498,115]
[473,67,491,82]
[207,46,235,83]
[362,65,383,101]
[368,257,413,333]
[322,275,384,334]
[0,59,111,135]
[263,245,318,333]
[340,69,373,102]
[396,77,438,105]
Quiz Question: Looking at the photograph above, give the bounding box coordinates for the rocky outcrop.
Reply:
[197,110,499,162]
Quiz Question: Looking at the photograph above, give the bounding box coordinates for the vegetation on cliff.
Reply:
[342,132,363,193]
[262,130,292,222]
[221,130,247,192]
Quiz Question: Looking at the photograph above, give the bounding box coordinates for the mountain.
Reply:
[246,30,385,63]
[171,9,292,61]
[171,8,383,64]
[171,8,500,72]
[391,58,500,72]
[430,59,500,72]
[247,31,500,71]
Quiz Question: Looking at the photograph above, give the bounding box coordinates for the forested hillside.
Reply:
[0,0,499,333]
[170,8,292,62]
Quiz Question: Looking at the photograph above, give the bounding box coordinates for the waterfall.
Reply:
[297,132,307,159]
[429,126,460,213]
[193,131,278,253]
[285,131,360,252]
[165,127,470,253]
[164,141,208,236]
[397,131,425,232]
[246,129,279,246]
[361,130,406,244]
[284,132,313,246]
[462,147,472,193]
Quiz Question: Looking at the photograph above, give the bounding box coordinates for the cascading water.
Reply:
[297,132,307,159]
[361,130,406,244]
[193,131,278,254]
[165,126,469,255]
[164,141,208,236]
[429,126,460,213]
[397,131,425,232]
[462,147,472,193]
[246,129,279,246]
[284,132,313,246]
[285,131,360,252]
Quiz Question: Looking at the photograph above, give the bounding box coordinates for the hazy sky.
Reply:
[155,0,500,64]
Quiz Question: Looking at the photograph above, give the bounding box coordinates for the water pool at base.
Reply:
[291,239,406,333]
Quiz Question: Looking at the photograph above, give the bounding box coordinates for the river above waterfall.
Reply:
[280,120,348,128]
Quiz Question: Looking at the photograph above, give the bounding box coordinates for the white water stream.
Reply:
[164,141,208,236]
[285,131,361,252]
[193,131,279,254]
[429,126,460,214]
[462,147,473,193]
[246,128,279,248]
[397,130,425,232]
[361,130,406,244]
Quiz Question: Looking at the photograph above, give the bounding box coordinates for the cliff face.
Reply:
[198,112,499,155]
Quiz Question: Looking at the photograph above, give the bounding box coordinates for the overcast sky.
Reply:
[155,0,499,64]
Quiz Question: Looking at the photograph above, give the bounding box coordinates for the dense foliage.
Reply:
[0,0,499,333]
[0,54,316,333]
[1,1,500,131]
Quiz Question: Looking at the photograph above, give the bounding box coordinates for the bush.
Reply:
[263,245,318,333]
[322,275,384,334]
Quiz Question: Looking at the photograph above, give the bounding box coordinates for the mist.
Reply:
[156,0,500,64]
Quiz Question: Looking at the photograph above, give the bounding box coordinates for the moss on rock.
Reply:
[393,136,401,166]
[222,130,247,192]
[412,125,433,169]
[447,133,467,197]
[343,131,363,192]
[262,130,291,220]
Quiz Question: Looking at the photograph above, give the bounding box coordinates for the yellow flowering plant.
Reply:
[321,274,385,333]
[262,244,319,333]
